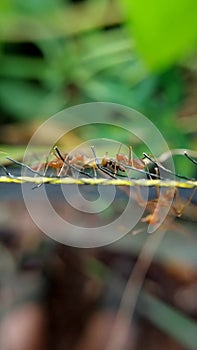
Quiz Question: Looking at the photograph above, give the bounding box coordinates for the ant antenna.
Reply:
[54,146,92,178]
[117,143,123,155]
[142,153,160,178]
[184,151,197,166]
[129,146,133,165]
[90,146,100,166]
[143,153,195,181]
[6,157,43,176]
[122,162,161,180]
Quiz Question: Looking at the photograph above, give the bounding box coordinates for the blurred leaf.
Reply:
[123,0,197,70]
[138,291,197,350]
[13,0,63,14]
[0,79,65,119]
[0,145,49,164]
[83,78,137,106]
[0,0,120,41]
[0,55,46,80]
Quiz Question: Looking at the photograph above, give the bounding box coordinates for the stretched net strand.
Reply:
[0,176,196,188]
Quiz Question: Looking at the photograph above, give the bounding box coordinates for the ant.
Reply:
[89,145,149,179]
[35,149,70,176]
[52,147,92,178]
[115,144,163,180]
[90,144,165,181]
[143,153,197,181]
[33,145,160,180]
[119,152,197,226]
[52,147,116,179]
[141,189,187,225]
[116,144,145,169]
[4,147,92,180]
[134,175,196,226]
[90,146,118,179]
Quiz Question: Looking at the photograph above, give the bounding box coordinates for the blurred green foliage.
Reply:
[124,0,197,70]
[0,0,196,152]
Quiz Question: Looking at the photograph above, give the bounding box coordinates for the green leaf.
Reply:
[123,0,197,70]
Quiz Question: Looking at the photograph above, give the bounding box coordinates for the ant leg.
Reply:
[35,147,55,177]
[0,164,13,177]
[99,166,117,179]
[129,146,133,167]
[117,143,122,155]
[57,154,71,177]
[143,153,161,179]
[134,185,158,224]
[54,147,92,178]
[134,185,148,207]
[184,152,197,166]
[92,165,97,178]
[173,187,197,217]
[42,157,50,176]
[114,161,117,175]
[91,146,99,165]
[143,153,195,181]
[32,150,55,189]
[91,146,117,179]
[123,163,161,180]
[154,168,160,198]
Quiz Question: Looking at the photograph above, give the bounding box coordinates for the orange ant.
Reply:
[90,144,161,180]
[5,148,92,179]
[116,144,145,170]
[28,147,91,179]
[36,149,70,176]
[90,146,118,178]
[51,147,92,178]
[38,149,87,177]
[100,153,126,177]
[134,172,196,226]
[51,147,109,179]
[115,144,163,180]
[36,145,157,180]
[150,188,195,226]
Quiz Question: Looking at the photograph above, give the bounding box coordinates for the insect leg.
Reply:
[184,152,197,166]
[54,147,92,178]
[143,153,195,181]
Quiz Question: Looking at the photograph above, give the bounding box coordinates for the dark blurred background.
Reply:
[0,1,197,349]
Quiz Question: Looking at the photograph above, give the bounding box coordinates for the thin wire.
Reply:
[0,176,196,188]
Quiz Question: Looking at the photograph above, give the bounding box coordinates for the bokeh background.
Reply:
[0,0,197,149]
[0,1,197,349]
